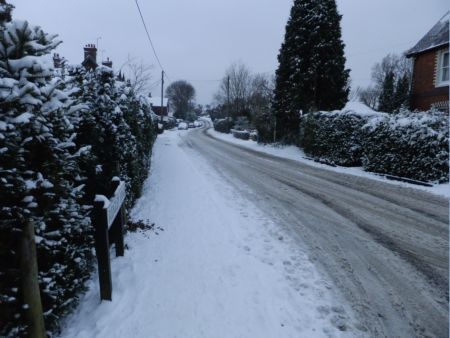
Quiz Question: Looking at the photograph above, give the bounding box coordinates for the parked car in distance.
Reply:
[188,122,195,128]
[194,121,203,128]
[178,122,188,130]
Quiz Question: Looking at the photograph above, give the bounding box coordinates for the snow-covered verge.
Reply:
[60,130,367,338]
[299,103,448,183]
[206,128,450,199]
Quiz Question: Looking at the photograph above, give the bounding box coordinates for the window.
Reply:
[437,50,449,86]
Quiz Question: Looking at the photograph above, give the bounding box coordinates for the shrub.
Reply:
[361,109,448,183]
[213,118,233,133]
[298,103,449,183]
[231,129,250,140]
[299,106,379,166]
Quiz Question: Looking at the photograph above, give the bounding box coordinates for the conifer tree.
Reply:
[273,0,350,143]
[378,71,395,112]
[393,74,410,111]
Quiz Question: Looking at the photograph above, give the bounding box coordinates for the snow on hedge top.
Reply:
[340,102,385,117]
[363,109,448,135]
[318,102,386,118]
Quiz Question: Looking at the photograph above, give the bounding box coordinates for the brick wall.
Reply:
[410,48,449,111]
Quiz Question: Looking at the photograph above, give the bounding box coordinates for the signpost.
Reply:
[92,178,126,301]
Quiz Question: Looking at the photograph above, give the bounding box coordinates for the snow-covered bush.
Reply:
[213,118,233,133]
[0,3,156,336]
[233,116,250,131]
[361,109,448,183]
[68,67,156,209]
[231,129,250,140]
[298,102,449,183]
[299,104,380,166]
[0,9,93,336]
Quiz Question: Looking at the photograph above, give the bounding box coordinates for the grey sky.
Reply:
[11,0,449,104]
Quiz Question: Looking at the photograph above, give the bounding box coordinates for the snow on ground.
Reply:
[206,127,450,199]
[60,130,366,338]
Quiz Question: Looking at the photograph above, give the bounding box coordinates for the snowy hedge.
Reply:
[298,103,449,183]
[299,104,380,166]
[0,4,157,337]
[231,129,250,140]
[213,118,233,133]
[361,110,448,183]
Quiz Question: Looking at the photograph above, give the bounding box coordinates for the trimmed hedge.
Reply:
[361,110,448,183]
[299,111,376,166]
[231,129,250,140]
[213,118,233,133]
[298,106,448,183]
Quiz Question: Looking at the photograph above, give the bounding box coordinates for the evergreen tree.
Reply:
[0,6,93,335]
[117,82,155,205]
[378,71,395,112]
[273,0,350,143]
[393,74,410,111]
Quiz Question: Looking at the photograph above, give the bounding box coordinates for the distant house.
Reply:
[406,12,449,112]
[149,97,170,116]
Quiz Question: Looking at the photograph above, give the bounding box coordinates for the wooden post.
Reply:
[110,178,124,257]
[113,206,125,257]
[92,199,112,301]
[20,220,46,338]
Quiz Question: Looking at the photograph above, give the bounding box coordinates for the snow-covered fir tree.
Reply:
[273,0,350,143]
[0,2,93,336]
[116,81,147,205]
[0,1,157,334]
[68,65,157,208]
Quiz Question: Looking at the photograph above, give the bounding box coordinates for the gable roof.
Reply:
[406,11,449,57]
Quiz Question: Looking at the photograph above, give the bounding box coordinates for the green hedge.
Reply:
[299,111,372,166]
[361,110,448,183]
[298,107,448,183]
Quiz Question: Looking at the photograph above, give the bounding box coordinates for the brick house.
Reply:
[406,12,449,112]
[149,97,170,116]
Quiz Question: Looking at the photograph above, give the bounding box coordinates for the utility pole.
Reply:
[160,70,164,122]
[227,75,230,119]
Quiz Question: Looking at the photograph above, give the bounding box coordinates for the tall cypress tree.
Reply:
[273,0,350,143]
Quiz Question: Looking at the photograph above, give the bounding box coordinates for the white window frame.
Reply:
[436,49,449,87]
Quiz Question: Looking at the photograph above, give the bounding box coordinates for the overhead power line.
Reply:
[134,0,165,72]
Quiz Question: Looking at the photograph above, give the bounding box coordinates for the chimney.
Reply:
[83,44,97,63]
[102,57,113,68]
[53,53,62,69]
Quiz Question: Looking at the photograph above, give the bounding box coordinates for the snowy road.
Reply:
[61,127,448,338]
[181,126,449,338]
[61,130,365,338]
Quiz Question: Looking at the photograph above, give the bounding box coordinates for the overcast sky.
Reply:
[11,0,449,104]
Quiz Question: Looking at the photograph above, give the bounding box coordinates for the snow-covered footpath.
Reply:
[60,130,366,338]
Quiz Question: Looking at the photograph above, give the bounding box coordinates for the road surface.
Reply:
[181,125,449,338]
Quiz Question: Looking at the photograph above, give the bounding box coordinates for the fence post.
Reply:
[92,199,112,301]
[20,219,46,338]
